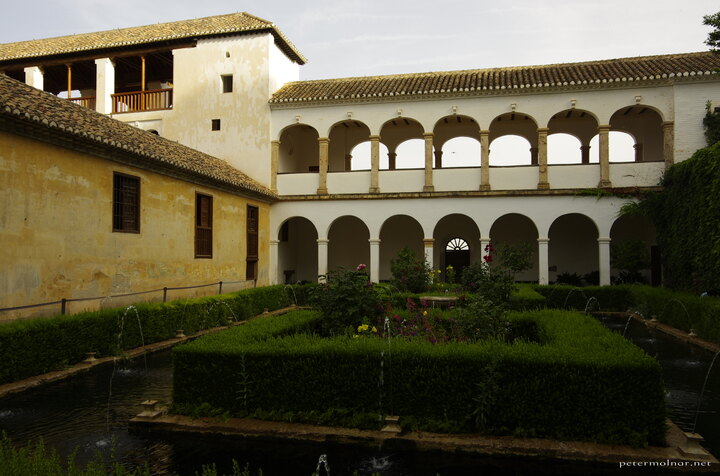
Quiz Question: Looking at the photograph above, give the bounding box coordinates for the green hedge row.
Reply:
[534,284,720,343]
[173,309,666,446]
[0,285,305,385]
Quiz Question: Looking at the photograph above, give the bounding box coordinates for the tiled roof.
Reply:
[0,74,275,200]
[0,12,306,65]
[270,52,720,104]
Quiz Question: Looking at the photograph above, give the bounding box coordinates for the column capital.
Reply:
[479,129,490,136]
[369,134,381,141]
[537,237,550,244]
[423,132,434,140]
[316,239,329,245]
[597,237,612,244]
[537,127,550,134]
[368,238,381,244]
[317,137,330,144]
[597,124,611,132]
[270,240,280,245]
[271,139,281,146]
[423,238,434,247]
[662,121,674,129]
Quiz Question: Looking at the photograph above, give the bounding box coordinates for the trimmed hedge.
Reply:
[0,285,306,385]
[533,284,720,344]
[173,309,666,446]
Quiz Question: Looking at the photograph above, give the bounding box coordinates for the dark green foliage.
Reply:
[703,102,720,146]
[625,142,720,292]
[704,11,720,53]
[456,295,510,341]
[0,285,299,385]
[461,261,515,303]
[309,267,382,335]
[173,309,666,446]
[495,241,534,275]
[390,247,432,293]
[534,285,635,311]
[555,272,584,287]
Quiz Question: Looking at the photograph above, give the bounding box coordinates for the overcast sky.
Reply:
[1,0,718,80]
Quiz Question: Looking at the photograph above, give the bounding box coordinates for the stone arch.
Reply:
[433,115,481,168]
[489,111,538,166]
[610,105,664,162]
[547,108,599,164]
[379,215,424,281]
[440,136,482,168]
[328,215,370,274]
[278,124,319,173]
[433,214,481,280]
[489,213,539,282]
[328,120,371,172]
[610,214,658,285]
[380,117,424,170]
[395,139,425,169]
[549,213,599,285]
[277,216,318,284]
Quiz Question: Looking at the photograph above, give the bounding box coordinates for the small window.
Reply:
[221,75,233,93]
[211,119,221,131]
[195,194,213,258]
[113,172,140,233]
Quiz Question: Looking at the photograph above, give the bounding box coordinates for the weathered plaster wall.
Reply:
[0,132,269,318]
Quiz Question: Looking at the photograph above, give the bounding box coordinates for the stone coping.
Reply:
[129,413,718,472]
[0,306,303,399]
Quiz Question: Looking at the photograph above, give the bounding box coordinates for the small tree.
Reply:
[390,247,432,293]
[704,11,720,52]
[611,240,650,284]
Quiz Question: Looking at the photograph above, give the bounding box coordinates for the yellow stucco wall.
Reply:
[0,131,270,319]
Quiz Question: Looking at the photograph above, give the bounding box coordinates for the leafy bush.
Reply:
[309,266,382,335]
[461,260,515,304]
[0,285,301,385]
[173,309,666,446]
[390,247,432,293]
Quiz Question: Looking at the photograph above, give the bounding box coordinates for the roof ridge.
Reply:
[285,51,715,85]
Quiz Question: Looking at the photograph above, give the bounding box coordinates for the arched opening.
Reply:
[610,215,659,285]
[489,135,532,166]
[433,115,481,168]
[328,216,370,274]
[489,213,539,282]
[433,214,480,280]
[328,120,371,171]
[610,105,664,162]
[547,109,599,164]
[441,137,481,167]
[277,217,318,284]
[549,214,598,285]
[380,117,424,170]
[444,237,470,282]
[489,112,538,166]
[278,124,319,173]
[349,141,390,171]
[379,215,424,281]
[547,133,582,164]
[589,131,635,163]
[395,139,425,169]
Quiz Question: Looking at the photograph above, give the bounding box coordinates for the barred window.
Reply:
[195,193,213,258]
[113,172,140,233]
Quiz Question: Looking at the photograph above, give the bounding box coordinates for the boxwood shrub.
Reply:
[0,285,305,385]
[173,308,666,447]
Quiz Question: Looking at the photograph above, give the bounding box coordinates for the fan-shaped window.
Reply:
[446,238,469,251]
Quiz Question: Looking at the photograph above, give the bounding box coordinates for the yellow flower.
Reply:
[372,326,377,333]
[423,311,428,316]
[357,324,369,332]
[353,334,359,339]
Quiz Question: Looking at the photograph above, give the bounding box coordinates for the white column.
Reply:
[270,140,280,194]
[662,121,674,169]
[317,138,329,195]
[423,238,434,270]
[95,58,115,114]
[598,125,612,188]
[480,237,492,260]
[369,238,381,283]
[538,237,549,285]
[537,128,550,189]
[480,130,490,191]
[24,66,43,90]
[317,239,329,283]
[423,132,434,192]
[269,240,279,285]
[598,237,611,286]
[369,135,381,193]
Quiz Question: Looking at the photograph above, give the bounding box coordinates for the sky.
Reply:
[1,0,718,81]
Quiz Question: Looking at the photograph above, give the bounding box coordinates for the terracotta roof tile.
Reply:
[0,12,306,65]
[0,74,274,200]
[270,52,720,104]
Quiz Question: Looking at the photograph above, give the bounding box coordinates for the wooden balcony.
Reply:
[68,96,96,110]
[111,88,173,114]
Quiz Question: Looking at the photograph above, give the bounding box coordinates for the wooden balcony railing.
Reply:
[111,88,173,114]
[68,96,96,110]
